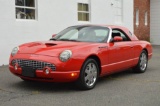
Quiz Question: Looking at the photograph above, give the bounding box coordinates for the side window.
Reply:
[112,29,130,41]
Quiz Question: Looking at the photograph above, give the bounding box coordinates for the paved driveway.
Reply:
[0,46,160,106]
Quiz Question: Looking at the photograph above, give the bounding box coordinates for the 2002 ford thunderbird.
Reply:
[9,25,152,90]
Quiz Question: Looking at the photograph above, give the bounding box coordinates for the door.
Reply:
[107,29,134,73]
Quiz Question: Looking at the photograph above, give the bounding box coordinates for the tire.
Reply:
[76,58,99,90]
[133,50,148,73]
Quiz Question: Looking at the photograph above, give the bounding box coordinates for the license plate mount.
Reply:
[22,67,36,78]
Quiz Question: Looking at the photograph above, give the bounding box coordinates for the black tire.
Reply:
[133,50,148,73]
[76,58,99,90]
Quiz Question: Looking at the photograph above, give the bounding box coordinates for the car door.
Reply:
[107,29,134,73]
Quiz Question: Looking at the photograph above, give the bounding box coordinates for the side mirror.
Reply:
[111,36,123,42]
[52,34,56,38]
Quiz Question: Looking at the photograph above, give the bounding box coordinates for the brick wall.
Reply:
[134,0,150,41]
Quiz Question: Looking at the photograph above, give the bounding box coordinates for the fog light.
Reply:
[14,64,18,70]
[45,69,50,74]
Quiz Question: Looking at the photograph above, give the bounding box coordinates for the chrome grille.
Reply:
[11,59,56,71]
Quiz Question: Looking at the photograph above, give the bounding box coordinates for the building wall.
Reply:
[150,0,160,45]
[134,0,150,41]
[0,0,133,65]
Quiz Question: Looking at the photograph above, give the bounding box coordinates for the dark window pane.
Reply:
[15,0,35,7]
[25,9,35,19]
[15,0,25,6]
[83,4,88,11]
[78,12,83,21]
[78,3,89,11]
[25,0,35,7]
[83,13,89,21]
[16,8,35,19]
[78,3,83,11]
[16,8,26,19]
[78,12,89,21]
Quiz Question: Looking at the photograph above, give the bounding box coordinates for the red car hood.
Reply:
[18,41,91,57]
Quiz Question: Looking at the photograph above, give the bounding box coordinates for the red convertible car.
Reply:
[9,25,152,90]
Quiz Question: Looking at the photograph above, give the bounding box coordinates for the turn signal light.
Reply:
[71,73,77,77]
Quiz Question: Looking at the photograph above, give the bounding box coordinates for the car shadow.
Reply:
[97,69,134,84]
[9,69,138,92]
[10,80,78,92]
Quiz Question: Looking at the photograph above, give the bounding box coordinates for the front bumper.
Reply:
[9,65,80,82]
[9,53,84,82]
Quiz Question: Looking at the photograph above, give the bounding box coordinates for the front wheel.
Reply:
[76,58,99,90]
[133,50,148,73]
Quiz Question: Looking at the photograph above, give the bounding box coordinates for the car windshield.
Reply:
[52,26,110,43]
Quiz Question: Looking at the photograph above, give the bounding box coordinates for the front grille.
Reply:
[11,59,56,71]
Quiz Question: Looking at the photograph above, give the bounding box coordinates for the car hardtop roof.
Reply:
[71,24,128,30]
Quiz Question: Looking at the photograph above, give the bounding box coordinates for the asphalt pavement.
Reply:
[0,45,160,106]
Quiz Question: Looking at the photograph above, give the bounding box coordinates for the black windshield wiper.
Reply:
[50,38,57,40]
[57,39,80,42]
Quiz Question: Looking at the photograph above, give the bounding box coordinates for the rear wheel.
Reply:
[76,58,99,90]
[133,50,148,73]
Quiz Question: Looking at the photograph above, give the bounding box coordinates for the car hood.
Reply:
[18,41,92,57]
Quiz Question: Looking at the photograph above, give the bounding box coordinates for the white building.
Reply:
[0,0,133,65]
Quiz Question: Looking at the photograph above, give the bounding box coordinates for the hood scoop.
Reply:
[45,43,57,47]
[28,43,42,47]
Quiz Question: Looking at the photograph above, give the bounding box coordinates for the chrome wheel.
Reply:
[76,58,99,90]
[133,50,148,73]
[84,63,98,87]
[140,52,147,71]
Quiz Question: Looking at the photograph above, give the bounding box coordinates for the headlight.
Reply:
[59,50,72,62]
[11,47,19,56]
